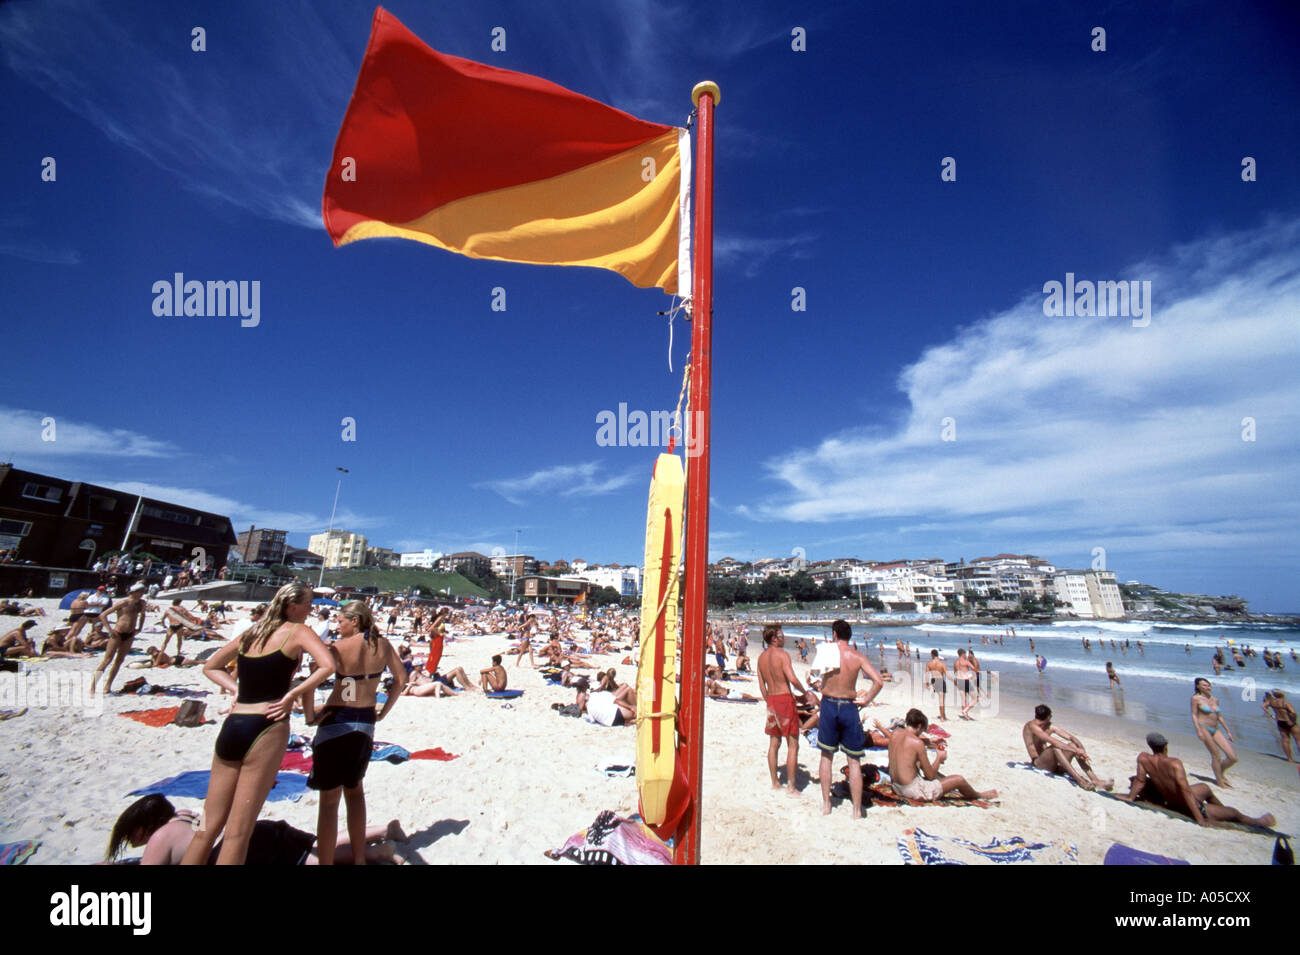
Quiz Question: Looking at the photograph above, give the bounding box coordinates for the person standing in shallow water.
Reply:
[182,582,335,865]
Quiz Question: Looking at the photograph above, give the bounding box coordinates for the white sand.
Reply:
[1,600,1294,864]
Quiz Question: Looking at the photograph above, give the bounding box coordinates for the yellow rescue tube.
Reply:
[636,452,684,825]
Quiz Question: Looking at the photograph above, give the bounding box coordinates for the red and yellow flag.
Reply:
[323,7,691,295]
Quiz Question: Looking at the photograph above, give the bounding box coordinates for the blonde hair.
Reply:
[339,600,378,649]
[240,582,312,653]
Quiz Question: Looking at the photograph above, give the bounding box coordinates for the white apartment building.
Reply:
[399,549,443,568]
[309,529,368,569]
[567,564,642,597]
[1052,570,1124,619]
[848,564,953,612]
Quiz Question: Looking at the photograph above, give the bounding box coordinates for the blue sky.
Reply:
[2,1,1298,609]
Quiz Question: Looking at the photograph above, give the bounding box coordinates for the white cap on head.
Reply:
[130,583,146,592]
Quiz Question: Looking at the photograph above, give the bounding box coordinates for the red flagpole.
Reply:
[674,80,719,865]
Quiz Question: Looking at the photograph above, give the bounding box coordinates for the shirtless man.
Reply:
[954,649,976,719]
[160,599,204,659]
[888,708,997,803]
[758,624,808,796]
[1121,732,1275,829]
[91,583,148,693]
[0,620,38,657]
[65,587,110,646]
[1262,690,1299,762]
[817,620,883,818]
[479,654,508,692]
[925,649,948,721]
[1023,704,1113,791]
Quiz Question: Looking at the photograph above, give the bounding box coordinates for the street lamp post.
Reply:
[510,528,520,603]
[318,467,349,588]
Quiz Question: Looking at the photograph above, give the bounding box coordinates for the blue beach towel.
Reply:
[1104,843,1190,865]
[486,689,524,699]
[1005,760,1086,788]
[129,770,308,802]
[371,743,410,763]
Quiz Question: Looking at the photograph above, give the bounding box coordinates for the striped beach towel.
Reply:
[0,841,39,865]
[898,828,1077,865]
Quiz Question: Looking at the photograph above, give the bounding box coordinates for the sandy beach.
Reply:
[1,599,1295,865]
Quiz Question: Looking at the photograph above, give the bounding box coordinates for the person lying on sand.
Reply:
[865,718,946,752]
[1119,732,1275,829]
[1023,704,1113,791]
[887,708,997,803]
[706,677,759,701]
[132,646,202,668]
[106,794,407,864]
[403,666,475,697]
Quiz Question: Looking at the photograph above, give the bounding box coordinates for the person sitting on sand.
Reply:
[480,654,508,692]
[1262,690,1298,762]
[107,794,407,864]
[0,620,38,657]
[1190,678,1237,788]
[887,708,997,803]
[574,676,637,726]
[1022,704,1113,791]
[39,626,92,657]
[1121,732,1274,829]
[64,588,109,646]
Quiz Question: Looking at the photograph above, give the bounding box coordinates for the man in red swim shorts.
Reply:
[757,624,808,797]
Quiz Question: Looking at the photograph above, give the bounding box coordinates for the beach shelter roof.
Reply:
[312,598,341,607]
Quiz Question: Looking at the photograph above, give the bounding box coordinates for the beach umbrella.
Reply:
[312,598,340,607]
[313,586,337,595]
[58,589,93,610]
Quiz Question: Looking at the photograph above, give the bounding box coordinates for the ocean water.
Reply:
[770,620,1299,758]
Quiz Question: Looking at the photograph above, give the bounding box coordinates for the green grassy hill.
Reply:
[313,568,491,598]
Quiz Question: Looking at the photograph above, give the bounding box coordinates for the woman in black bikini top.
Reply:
[303,601,406,864]
[181,582,334,865]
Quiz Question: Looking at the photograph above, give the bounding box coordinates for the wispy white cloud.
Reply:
[0,407,177,460]
[0,237,81,265]
[744,218,1300,561]
[0,0,354,230]
[479,461,639,505]
[715,232,818,277]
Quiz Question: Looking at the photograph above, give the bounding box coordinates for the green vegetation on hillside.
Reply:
[308,568,491,598]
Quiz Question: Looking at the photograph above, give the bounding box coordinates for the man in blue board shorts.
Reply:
[817,620,884,819]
